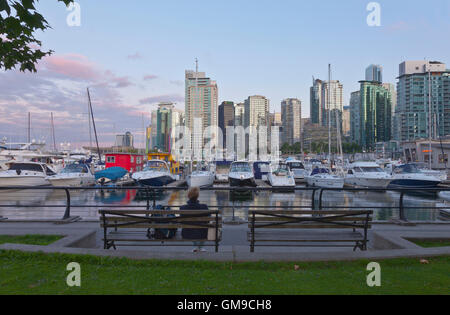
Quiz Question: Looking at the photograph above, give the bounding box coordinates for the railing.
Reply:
[0,186,449,222]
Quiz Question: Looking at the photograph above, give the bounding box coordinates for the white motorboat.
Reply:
[187,164,215,188]
[228,161,256,187]
[388,164,441,189]
[46,163,96,187]
[267,162,295,189]
[286,159,308,183]
[410,163,448,182]
[306,167,344,189]
[345,161,392,188]
[0,162,55,187]
[132,160,175,187]
[187,170,215,188]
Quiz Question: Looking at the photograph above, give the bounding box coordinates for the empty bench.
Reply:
[248,210,372,252]
[99,209,222,252]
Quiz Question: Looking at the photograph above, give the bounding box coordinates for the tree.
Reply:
[0,0,73,72]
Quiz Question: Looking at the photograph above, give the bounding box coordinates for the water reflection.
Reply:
[0,187,447,222]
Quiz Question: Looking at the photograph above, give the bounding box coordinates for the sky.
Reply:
[0,0,449,148]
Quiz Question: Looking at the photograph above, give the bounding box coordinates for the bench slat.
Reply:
[249,210,372,215]
[252,217,372,222]
[248,224,371,229]
[100,210,219,215]
[102,224,217,229]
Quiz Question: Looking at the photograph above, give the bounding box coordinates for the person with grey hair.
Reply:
[180,187,210,252]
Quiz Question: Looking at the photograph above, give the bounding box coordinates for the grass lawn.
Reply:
[0,250,448,295]
[0,235,63,246]
[408,239,450,248]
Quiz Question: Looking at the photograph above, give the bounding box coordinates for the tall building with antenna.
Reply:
[185,61,218,155]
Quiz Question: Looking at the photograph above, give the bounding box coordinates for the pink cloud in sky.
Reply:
[42,53,100,81]
[143,74,158,81]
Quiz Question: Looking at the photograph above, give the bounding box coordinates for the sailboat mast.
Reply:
[87,88,102,163]
[27,112,31,143]
[195,58,201,168]
[88,96,93,148]
[51,112,56,152]
[428,67,432,170]
[328,64,331,163]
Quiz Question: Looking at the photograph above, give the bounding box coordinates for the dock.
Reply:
[167,179,187,187]
[255,180,271,187]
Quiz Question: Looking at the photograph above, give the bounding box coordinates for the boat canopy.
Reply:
[310,168,329,175]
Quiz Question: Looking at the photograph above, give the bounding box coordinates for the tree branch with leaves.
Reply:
[0,0,74,72]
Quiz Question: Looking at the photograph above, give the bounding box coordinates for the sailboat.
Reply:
[306,64,344,189]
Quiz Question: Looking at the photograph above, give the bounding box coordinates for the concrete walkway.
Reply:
[0,221,449,262]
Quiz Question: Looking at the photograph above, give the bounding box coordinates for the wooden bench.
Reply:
[99,209,222,252]
[248,210,372,252]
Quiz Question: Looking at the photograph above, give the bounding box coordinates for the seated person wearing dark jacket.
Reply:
[180,187,209,252]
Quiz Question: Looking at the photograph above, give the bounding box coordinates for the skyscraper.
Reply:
[397,60,450,141]
[185,68,218,153]
[342,106,351,137]
[281,98,302,145]
[310,79,323,125]
[218,101,235,149]
[244,95,269,128]
[350,91,361,144]
[310,78,343,128]
[244,95,269,156]
[359,81,392,150]
[152,103,185,153]
[365,64,383,83]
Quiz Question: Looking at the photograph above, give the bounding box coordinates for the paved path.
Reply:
[0,221,449,261]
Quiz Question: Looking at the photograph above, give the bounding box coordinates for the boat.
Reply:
[306,167,345,189]
[228,161,256,187]
[187,164,215,188]
[267,162,296,189]
[345,161,392,188]
[388,164,441,189]
[286,159,308,183]
[0,162,55,187]
[95,167,128,185]
[253,161,271,181]
[132,160,175,187]
[46,163,96,187]
[410,162,448,181]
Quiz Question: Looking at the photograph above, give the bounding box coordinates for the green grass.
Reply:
[0,235,63,246]
[408,239,450,248]
[0,250,449,294]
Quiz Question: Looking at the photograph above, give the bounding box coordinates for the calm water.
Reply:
[0,186,448,221]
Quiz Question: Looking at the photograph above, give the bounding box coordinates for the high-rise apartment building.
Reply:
[150,103,184,153]
[342,106,351,137]
[310,78,344,129]
[218,101,235,149]
[281,98,302,145]
[310,79,323,125]
[244,95,269,128]
[396,61,450,141]
[350,91,361,144]
[366,64,383,83]
[359,81,392,150]
[185,69,218,153]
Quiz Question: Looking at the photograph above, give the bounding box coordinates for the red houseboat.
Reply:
[104,153,145,173]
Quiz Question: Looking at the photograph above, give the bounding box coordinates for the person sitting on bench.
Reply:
[180,187,210,252]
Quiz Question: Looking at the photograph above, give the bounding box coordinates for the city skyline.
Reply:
[0,0,449,148]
